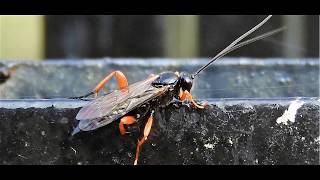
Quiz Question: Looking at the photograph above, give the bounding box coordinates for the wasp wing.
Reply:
[75,75,168,131]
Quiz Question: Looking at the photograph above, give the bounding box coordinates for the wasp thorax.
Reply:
[179,72,193,91]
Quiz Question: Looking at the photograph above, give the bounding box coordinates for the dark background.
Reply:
[45,15,319,59]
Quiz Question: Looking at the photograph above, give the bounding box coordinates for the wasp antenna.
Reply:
[192,15,274,78]
[210,26,286,65]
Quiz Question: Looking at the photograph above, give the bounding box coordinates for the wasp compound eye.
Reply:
[180,73,193,92]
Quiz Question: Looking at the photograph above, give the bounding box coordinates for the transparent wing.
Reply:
[76,75,168,131]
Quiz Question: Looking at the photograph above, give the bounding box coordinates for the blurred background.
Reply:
[0,15,319,99]
[0,15,319,60]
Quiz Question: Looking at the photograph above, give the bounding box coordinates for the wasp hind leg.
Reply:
[70,71,129,99]
[134,110,154,165]
[179,89,208,109]
[93,70,128,95]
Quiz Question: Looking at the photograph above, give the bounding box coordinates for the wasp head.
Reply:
[178,72,193,92]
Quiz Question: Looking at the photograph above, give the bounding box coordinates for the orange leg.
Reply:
[93,71,129,96]
[179,88,208,109]
[69,70,129,99]
[119,116,137,136]
[134,111,154,165]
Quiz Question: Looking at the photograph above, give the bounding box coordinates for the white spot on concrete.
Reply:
[71,147,77,154]
[127,152,132,158]
[301,137,305,141]
[228,138,233,145]
[59,117,69,124]
[204,143,214,149]
[276,99,304,125]
[17,154,28,159]
[41,131,46,136]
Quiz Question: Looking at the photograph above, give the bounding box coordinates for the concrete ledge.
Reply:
[0,97,319,165]
[0,58,319,99]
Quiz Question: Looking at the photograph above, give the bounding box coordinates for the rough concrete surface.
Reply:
[0,98,318,165]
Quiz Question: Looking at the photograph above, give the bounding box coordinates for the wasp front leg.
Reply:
[179,88,208,109]
[70,70,129,99]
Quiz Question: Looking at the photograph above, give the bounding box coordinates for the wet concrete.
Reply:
[0,58,319,99]
[0,98,318,165]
